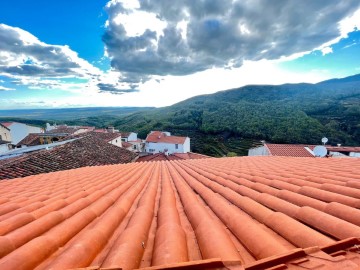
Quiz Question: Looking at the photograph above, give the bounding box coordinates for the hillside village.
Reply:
[0,121,359,180]
[0,121,360,269]
[0,121,210,179]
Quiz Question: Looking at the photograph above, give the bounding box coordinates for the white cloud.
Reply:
[103,0,360,85]
[0,24,138,95]
[321,47,333,55]
[0,85,14,91]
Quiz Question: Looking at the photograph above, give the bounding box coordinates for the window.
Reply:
[175,144,179,149]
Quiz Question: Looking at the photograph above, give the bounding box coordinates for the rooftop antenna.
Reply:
[321,137,328,145]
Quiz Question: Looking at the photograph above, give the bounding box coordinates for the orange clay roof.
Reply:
[146,131,187,144]
[137,152,210,162]
[265,143,315,157]
[0,156,360,269]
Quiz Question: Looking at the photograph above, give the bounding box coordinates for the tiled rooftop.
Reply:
[16,133,42,147]
[0,156,359,269]
[327,146,360,153]
[137,152,210,162]
[0,136,138,180]
[266,143,315,157]
[146,131,187,144]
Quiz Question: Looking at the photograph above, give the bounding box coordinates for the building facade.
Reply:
[1,122,43,145]
[145,131,190,154]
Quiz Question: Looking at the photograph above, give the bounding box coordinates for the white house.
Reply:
[145,131,190,154]
[0,124,11,154]
[0,123,11,143]
[1,122,43,145]
[120,132,138,142]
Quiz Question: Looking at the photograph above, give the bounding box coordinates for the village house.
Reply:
[120,132,138,142]
[0,123,12,154]
[0,122,43,145]
[145,131,190,154]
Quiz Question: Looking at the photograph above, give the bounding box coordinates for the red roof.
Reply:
[327,146,360,153]
[137,152,210,162]
[265,143,315,157]
[0,122,13,128]
[0,156,360,269]
[146,131,187,144]
[121,141,133,148]
[16,133,41,146]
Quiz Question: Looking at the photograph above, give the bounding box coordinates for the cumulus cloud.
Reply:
[103,0,360,83]
[0,24,134,94]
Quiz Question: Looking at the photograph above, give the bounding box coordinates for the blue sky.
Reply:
[0,1,360,109]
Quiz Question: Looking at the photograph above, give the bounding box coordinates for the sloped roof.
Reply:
[327,146,360,153]
[137,152,210,162]
[16,133,41,146]
[121,141,133,148]
[47,126,79,134]
[0,122,13,128]
[0,156,359,269]
[146,131,187,144]
[0,123,10,131]
[0,136,137,180]
[85,132,121,142]
[120,132,132,137]
[265,143,315,157]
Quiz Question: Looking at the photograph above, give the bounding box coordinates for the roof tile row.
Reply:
[0,156,359,269]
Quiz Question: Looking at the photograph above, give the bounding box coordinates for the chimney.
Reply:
[337,144,341,147]
[107,126,115,133]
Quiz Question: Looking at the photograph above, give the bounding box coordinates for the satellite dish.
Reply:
[321,137,328,145]
[313,145,327,157]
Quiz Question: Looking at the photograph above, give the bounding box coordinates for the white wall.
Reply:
[122,132,138,142]
[0,126,11,142]
[248,146,269,156]
[0,144,10,154]
[145,138,190,154]
[350,152,360,157]
[8,123,43,145]
[108,135,123,148]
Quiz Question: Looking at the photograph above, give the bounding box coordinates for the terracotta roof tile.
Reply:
[136,152,210,162]
[326,146,360,153]
[16,133,41,146]
[146,131,187,144]
[0,136,137,180]
[265,143,315,157]
[0,156,359,269]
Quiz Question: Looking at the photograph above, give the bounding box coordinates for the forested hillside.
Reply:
[1,74,359,157]
[112,74,360,156]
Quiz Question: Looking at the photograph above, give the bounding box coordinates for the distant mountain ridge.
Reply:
[111,73,360,156]
[1,74,359,156]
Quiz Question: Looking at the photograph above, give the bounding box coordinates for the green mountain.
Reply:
[1,74,359,157]
[112,74,360,156]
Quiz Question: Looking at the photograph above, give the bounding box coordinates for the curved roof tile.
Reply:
[0,156,359,269]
